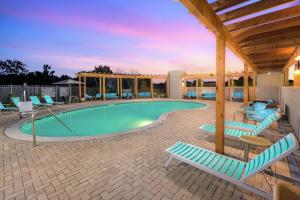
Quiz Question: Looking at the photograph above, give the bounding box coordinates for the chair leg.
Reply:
[165,156,173,168]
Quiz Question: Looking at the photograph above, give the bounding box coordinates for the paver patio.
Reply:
[0,100,297,200]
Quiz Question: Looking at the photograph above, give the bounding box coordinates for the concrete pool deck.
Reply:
[0,99,298,200]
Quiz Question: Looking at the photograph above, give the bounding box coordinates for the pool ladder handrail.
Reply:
[31,108,72,146]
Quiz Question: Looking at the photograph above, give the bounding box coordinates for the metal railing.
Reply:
[31,108,72,146]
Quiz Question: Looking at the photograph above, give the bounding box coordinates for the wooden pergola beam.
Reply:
[248,47,295,58]
[218,0,294,23]
[234,16,300,42]
[252,56,291,64]
[242,37,300,54]
[180,0,256,71]
[227,5,300,32]
[282,48,298,71]
[239,27,300,48]
[210,0,250,12]
[256,61,288,68]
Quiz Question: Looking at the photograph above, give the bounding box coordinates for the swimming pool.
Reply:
[20,101,206,137]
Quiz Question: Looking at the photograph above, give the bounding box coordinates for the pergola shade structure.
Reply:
[179,0,300,153]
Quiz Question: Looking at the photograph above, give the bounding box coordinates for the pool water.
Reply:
[20,101,206,137]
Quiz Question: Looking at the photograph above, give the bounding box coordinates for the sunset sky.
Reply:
[1,0,298,76]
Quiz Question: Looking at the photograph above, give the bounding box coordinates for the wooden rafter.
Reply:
[239,27,300,47]
[248,47,295,57]
[210,0,250,12]
[252,56,291,64]
[282,48,298,71]
[180,0,256,71]
[227,5,300,32]
[242,37,300,54]
[234,16,300,42]
[218,0,295,23]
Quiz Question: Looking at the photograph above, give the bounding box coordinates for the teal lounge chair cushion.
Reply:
[243,134,297,179]
[166,142,246,180]
[0,102,17,111]
[166,134,297,183]
[225,121,257,131]
[10,97,20,107]
[253,102,267,111]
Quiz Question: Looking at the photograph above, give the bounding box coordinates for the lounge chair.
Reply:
[199,112,281,138]
[232,91,244,102]
[10,97,20,107]
[0,102,18,112]
[95,93,102,100]
[201,92,216,100]
[105,93,119,99]
[29,96,51,107]
[187,91,196,98]
[138,92,151,98]
[122,91,134,99]
[225,110,280,131]
[165,133,298,199]
[44,95,64,105]
[85,94,94,101]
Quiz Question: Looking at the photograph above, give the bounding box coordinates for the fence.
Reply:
[0,85,94,103]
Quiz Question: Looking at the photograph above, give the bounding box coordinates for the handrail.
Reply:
[31,108,72,146]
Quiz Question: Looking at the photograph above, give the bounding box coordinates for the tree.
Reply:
[92,65,113,74]
[0,59,28,75]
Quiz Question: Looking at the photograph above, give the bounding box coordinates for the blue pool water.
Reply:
[20,101,206,137]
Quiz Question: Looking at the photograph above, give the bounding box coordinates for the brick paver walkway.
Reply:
[0,100,296,200]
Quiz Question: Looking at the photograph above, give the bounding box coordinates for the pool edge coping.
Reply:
[3,99,209,142]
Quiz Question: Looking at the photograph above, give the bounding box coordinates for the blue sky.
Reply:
[2,0,287,76]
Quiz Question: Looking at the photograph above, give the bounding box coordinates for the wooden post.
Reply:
[120,78,123,99]
[78,76,82,101]
[117,78,120,98]
[150,78,154,98]
[134,78,138,98]
[284,69,289,86]
[103,77,106,101]
[83,76,86,99]
[215,34,225,154]
[252,75,256,101]
[166,75,170,98]
[196,79,199,99]
[227,77,231,101]
[99,77,102,99]
[244,64,249,106]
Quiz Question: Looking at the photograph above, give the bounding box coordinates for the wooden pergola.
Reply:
[77,73,169,100]
[183,71,256,102]
[179,0,300,153]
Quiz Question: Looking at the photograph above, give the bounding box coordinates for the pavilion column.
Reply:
[83,76,86,99]
[166,75,170,98]
[103,77,106,101]
[284,69,289,86]
[294,48,300,86]
[252,75,256,101]
[117,78,120,99]
[134,78,138,98]
[196,79,199,99]
[215,34,225,154]
[120,78,123,99]
[150,78,154,98]
[227,77,231,101]
[99,77,102,99]
[244,64,249,106]
[78,76,82,101]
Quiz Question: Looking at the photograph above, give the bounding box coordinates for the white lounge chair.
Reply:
[165,133,298,199]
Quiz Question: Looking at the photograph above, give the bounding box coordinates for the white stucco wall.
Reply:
[281,86,300,140]
[257,72,283,102]
[169,71,186,99]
